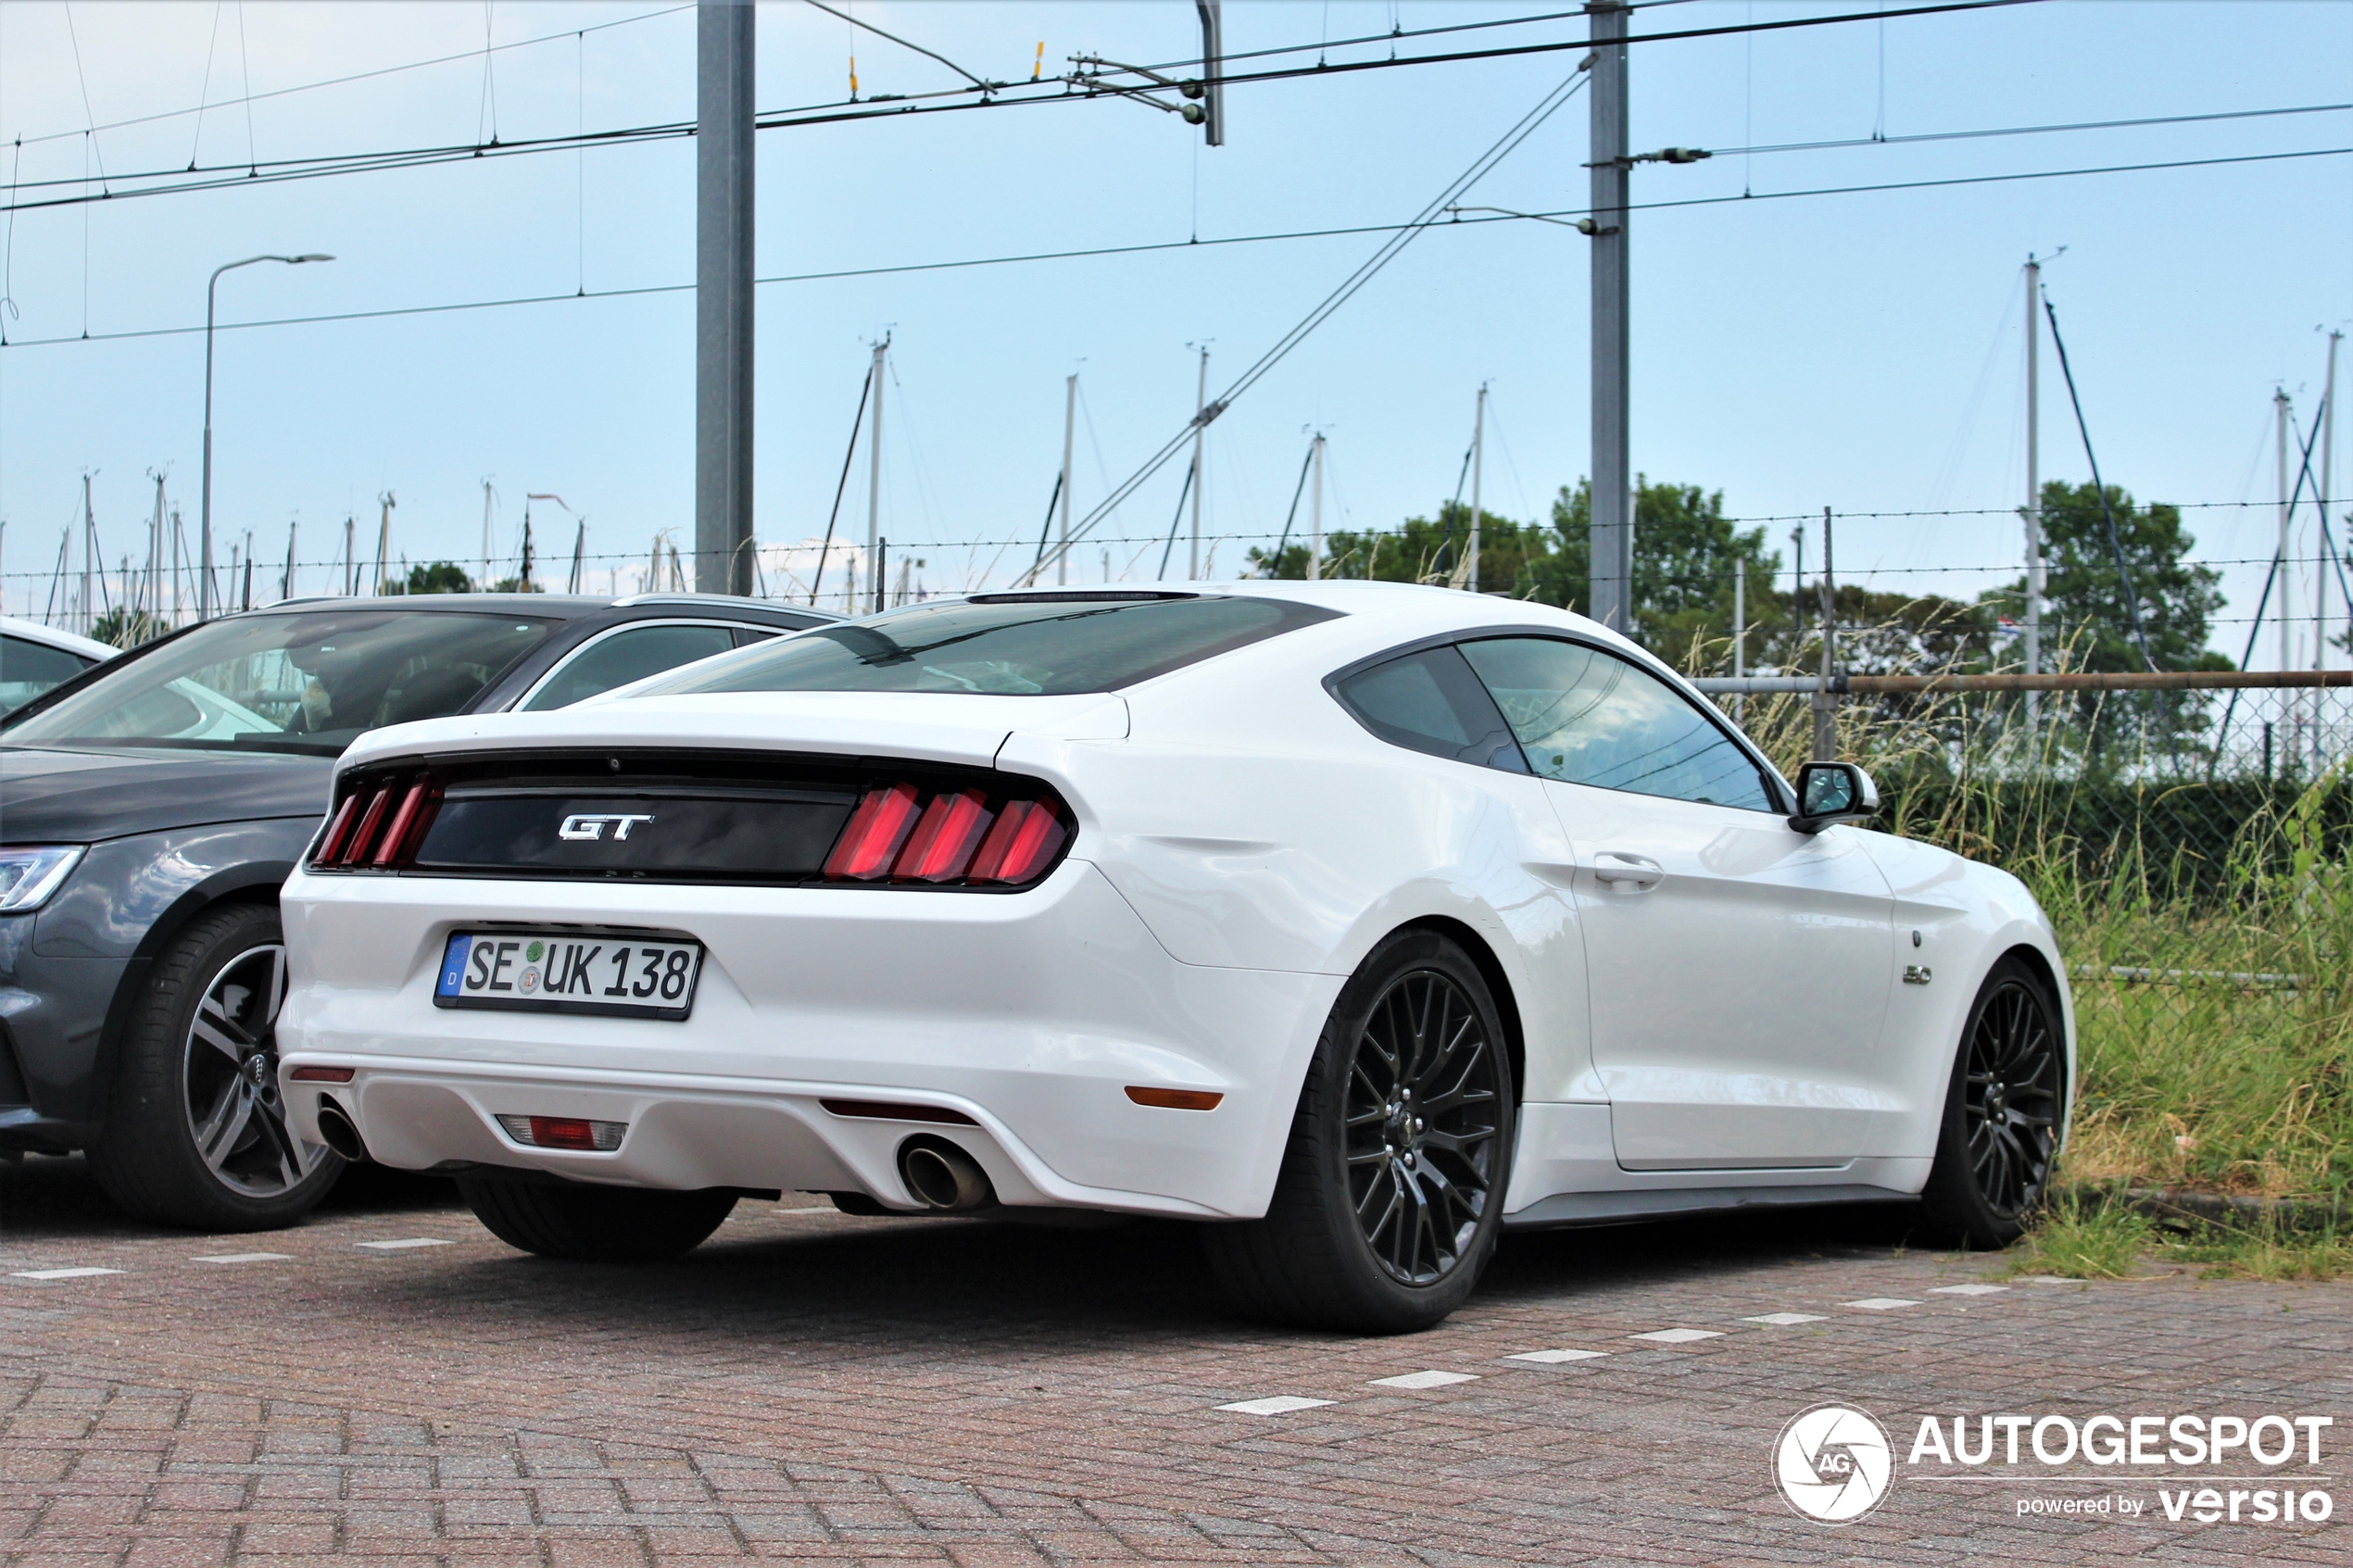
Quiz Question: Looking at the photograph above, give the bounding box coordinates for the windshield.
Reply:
[2,609,559,756]
[644,593,1338,697]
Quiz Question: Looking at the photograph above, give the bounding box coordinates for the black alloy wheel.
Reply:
[1920,958,2066,1248]
[1346,968,1506,1286]
[1203,929,1515,1334]
[89,903,345,1230]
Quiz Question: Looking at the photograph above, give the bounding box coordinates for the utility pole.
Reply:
[1586,0,1631,633]
[1467,384,1487,594]
[80,475,96,636]
[480,479,495,591]
[1058,373,1076,586]
[1192,2,1225,145]
[1308,433,1326,582]
[1189,346,1209,580]
[865,337,887,603]
[1815,506,1837,761]
[1732,554,1746,725]
[2279,388,2293,675]
[694,0,755,595]
[282,521,297,603]
[373,492,396,597]
[2322,332,2339,685]
[2023,255,2044,727]
[147,473,167,627]
[341,515,355,596]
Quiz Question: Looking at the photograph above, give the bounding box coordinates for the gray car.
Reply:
[0,593,832,1229]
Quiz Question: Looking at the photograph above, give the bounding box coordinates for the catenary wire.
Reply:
[6,5,693,150]
[6,144,2344,350]
[0,0,2044,214]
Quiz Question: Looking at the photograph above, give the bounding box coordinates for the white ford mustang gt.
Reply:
[277,583,2071,1332]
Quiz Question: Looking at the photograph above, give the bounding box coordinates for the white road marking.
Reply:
[10,1267,124,1281]
[1629,1328,1723,1344]
[1215,1396,1336,1415]
[1843,1298,1922,1311]
[2022,1274,2082,1285]
[1503,1348,1608,1364]
[774,1206,837,1213]
[1369,1370,1479,1389]
[192,1253,293,1265]
[355,1238,455,1251]
[1743,1312,1828,1325]
[1931,1283,2010,1296]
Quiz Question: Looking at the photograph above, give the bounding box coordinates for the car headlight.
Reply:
[0,847,85,912]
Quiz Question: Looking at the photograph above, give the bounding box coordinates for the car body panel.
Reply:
[1552,783,1898,1171]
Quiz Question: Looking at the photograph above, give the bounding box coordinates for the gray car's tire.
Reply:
[1919,957,2067,1248]
[458,1178,737,1262]
[1204,929,1515,1335]
[87,902,344,1231]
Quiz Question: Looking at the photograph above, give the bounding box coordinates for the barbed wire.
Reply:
[3,541,2339,585]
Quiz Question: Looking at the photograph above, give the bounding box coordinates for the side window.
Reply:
[1457,637,1773,810]
[521,624,737,711]
[1330,645,1528,772]
[0,635,95,718]
[732,627,781,648]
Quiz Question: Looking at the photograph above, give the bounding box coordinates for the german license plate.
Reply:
[434,931,702,1020]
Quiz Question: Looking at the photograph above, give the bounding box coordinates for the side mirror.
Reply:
[1791,761,1880,834]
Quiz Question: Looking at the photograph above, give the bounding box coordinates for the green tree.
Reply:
[1533,479,1783,665]
[1985,481,2229,673]
[396,560,475,596]
[89,608,170,648]
[1249,502,1553,589]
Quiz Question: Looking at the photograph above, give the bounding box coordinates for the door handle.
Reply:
[1592,852,1665,890]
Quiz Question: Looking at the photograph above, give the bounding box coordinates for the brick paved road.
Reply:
[3,1155,2345,1566]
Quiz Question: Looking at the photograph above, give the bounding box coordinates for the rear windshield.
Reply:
[2,609,558,756]
[645,593,1339,697]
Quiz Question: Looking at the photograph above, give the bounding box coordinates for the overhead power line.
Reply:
[1,0,2041,216]
[6,5,692,150]
[8,142,2342,352]
[1710,101,2353,160]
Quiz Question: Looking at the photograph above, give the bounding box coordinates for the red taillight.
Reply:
[339,787,393,867]
[968,798,1068,884]
[893,789,994,883]
[824,784,925,880]
[313,772,441,871]
[313,795,361,866]
[822,782,1069,888]
[530,1117,599,1150]
[370,781,431,868]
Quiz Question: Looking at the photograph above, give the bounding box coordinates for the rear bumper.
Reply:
[276,859,1340,1218]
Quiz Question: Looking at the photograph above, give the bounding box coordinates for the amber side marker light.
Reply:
[287,1065,356,1083]
[1125,1086,1224,1111]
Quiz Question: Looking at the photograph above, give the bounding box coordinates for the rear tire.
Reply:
[1204,929,1515,1334]
[1919,957,2066,1248]
[458,1178,736,1262]
[88,903,343,1231]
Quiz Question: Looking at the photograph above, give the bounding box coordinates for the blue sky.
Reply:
[1,1,2347,661]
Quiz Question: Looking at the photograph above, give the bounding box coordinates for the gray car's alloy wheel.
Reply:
[89,903,344,1230]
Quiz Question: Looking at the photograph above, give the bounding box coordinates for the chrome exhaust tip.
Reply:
[897,1135,995,1211]
[316,1098,370,1163]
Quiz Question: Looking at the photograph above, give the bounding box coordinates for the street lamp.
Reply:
[201,253,333,621]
